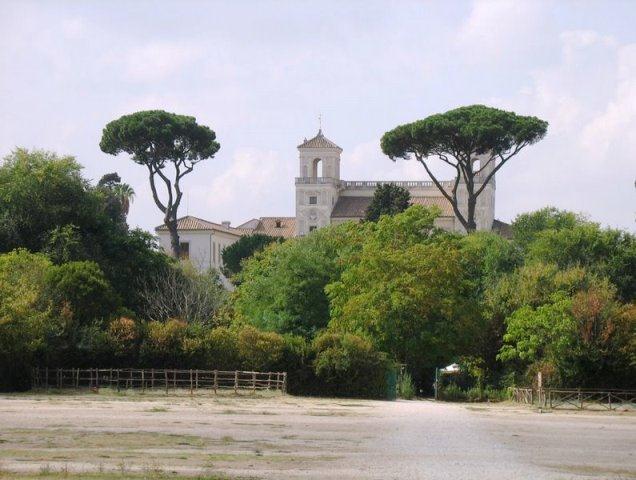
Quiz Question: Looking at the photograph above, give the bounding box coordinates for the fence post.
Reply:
[267,372,271,390]
[151,369,154,390]
[579,388,583,409]
[282,372,287,394]
[116,369,120,392]
[213,370,218,394]
[190,370,193,395]
[196,370,199,391]
[173,369,177,390]
[141,370,145,393]
[234,371,238,394]
[608,392,612,410]
[252,371,257,393]
[164,370,168,394]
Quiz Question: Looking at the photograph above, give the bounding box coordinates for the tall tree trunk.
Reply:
[166,216,180,258]
[466,194,477,232]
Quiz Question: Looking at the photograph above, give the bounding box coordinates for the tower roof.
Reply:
[297,129,342,150]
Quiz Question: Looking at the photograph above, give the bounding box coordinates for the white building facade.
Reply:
[294,129,496,236]
[156,129,500,272]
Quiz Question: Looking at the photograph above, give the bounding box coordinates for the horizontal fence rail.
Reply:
[32,368,287,394]
[511,387,635,411]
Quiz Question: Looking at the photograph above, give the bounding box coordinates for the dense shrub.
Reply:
[206,327,240,370]
[0,250,58,390]
[237,326,285,371]
[397,372,416,399]
[139,319,188,367]
[46,261,118,325]
[313,332,390,398]
[108,317,140,366]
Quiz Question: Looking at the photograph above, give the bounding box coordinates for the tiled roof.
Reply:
[250,217,296,238]
[297,129,342,150]
[330,196,373,218]
[331,196,454,219]
[155,215,242,236]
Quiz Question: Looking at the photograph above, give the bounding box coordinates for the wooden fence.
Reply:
[511,387,635,411]
[32,368,287,394]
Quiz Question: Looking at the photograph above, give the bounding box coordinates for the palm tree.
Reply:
[112,183,135,216]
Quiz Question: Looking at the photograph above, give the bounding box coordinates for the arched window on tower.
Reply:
[312,158,323,178]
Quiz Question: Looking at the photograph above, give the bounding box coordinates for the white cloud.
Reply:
[580,43,636,164]
[456,0,545,64]
[490,30,636,229]
[123,42,204,82]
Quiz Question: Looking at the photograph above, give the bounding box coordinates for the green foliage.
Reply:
[498,279,635,388]
[381,105,548,161]
[397,372,416,399]
[237,326,285,371]
[0,250,58,390]
[221,233,281,278]
[46,261,118,325]
[365,183,411,222]
[140,319,189,368]
[100,110,220,164]
[234,226,353,338]
[107,317,140,366]
[313,331,389,398]
[527,224,635,302]
[327,206,480,387]
[203,327,238,370]
[381,105,548,231]
[0,149,174,314]
[0,149,93,252]
[512,207,584,249]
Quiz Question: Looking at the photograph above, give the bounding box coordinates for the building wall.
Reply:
[157,229,242,272]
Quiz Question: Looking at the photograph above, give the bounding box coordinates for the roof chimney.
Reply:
[221,221,231,228]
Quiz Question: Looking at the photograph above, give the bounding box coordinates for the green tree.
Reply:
[0,250,58,390]
[327,206,480,387]
[511,207,584,249]
[221,233,281,278]
[112,183,135,217]
[0,149,90,252]
[498,280,635,388]
[0,149,173,313]
[313,331,390,398]
[381,105,548,232]
[526,223,635,302]
[365,183,411,221]
[46,261,119,325]
[234,224,363,338]
[100,110,220,257]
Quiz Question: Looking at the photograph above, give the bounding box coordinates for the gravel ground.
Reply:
[0,392,634,479]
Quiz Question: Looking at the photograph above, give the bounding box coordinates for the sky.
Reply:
[1,0,635,233]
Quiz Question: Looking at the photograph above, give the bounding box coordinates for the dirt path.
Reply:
[0,393,634,479]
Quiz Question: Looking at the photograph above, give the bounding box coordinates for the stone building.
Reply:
[156,129,500,272]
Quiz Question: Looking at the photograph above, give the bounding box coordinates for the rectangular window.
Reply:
[309,196,317,205]
[179,242,190,260]
[309,226,317,232]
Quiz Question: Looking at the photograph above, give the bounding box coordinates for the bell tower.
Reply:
[295,129,342,236]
